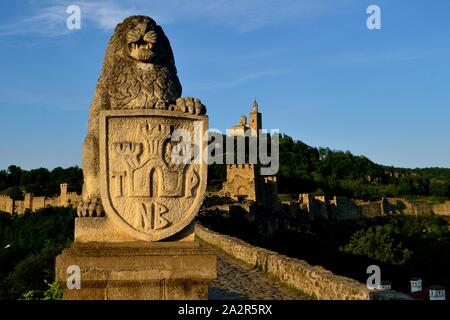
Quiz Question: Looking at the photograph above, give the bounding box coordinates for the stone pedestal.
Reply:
[55,241,216,300]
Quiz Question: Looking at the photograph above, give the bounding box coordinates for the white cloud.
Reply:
[79,2,140,30]
[0,0,355,37]
[0,1,139,37]
[0,5,68,37]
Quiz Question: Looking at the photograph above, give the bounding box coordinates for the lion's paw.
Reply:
[77,198,105,218]
[175,97,206,115]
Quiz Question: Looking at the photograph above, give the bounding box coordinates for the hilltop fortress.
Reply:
[221,101,278,207]
[205,102,450,225]
[0,183,81,214]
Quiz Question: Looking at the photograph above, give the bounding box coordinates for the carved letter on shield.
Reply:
[99,110,208,241]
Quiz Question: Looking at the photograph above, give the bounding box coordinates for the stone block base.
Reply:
[55,241,216,300]
[74,218,196,242]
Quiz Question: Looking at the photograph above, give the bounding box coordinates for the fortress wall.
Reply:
[14,200,24,214]
[0,184,81,215]
[296,194,450,220]
[299,193,315,212]
[66,193,81,207]
[413,204,433,215]
[387,198,426,216]
[45,197,60,207]
[314,195,326,203]
[358,201,383,218]
[432,201,450,216]
[387,198,450,216]
[0,195,14,213]
[401,203,414,215]
[32,197,46,211]
[331,197,361,220]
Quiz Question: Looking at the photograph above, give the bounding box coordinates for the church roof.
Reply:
[230,123,250,130]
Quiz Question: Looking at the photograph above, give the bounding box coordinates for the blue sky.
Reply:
[0,0,449,170]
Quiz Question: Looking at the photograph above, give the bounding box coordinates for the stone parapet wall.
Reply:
[196,224,413,300]
[196,224,369,299]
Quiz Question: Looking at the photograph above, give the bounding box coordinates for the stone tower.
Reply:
[60,183,68,195]
[23,192,33,211]
[249,100,262,132]
[222,101,277,206]
[59,183,68,206]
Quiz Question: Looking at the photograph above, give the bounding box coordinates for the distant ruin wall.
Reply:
[386,198,450,217]
[0,184,81,214]
[0,195,13,213]
[432,202,450,216]
[353,200,383,218]
[297,193,450,220]
[331,197,361,220]
[32,197,46,211]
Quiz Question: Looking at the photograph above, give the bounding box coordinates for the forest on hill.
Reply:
[209,134,450,201]
[0,166,83,200]
[276,134,450,201]
[0,207,73,299]
[1,133,450,202]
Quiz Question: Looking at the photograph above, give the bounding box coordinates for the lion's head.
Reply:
[126,20,157,61]
[105,15,177,69]
[96,15,182,110]
[122,16,158,62]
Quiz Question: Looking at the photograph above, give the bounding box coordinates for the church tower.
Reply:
[249,100,262,132]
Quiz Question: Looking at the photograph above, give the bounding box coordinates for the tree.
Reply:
[0,166,83,197]
[0,207,75,299]
[429,179,449,197]
[340,225,412,265]
[7,165,22,186]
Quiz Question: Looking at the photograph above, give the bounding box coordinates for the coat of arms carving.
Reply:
[99,110,207,241]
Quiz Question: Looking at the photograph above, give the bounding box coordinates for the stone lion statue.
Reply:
[79,15,206,216]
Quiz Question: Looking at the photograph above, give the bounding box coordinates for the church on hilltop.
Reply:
[221,101,278,207]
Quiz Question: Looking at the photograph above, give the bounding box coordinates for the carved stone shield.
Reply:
[99,110,208,241]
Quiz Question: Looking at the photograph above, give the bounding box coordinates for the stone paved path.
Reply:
[201,241,311,300]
